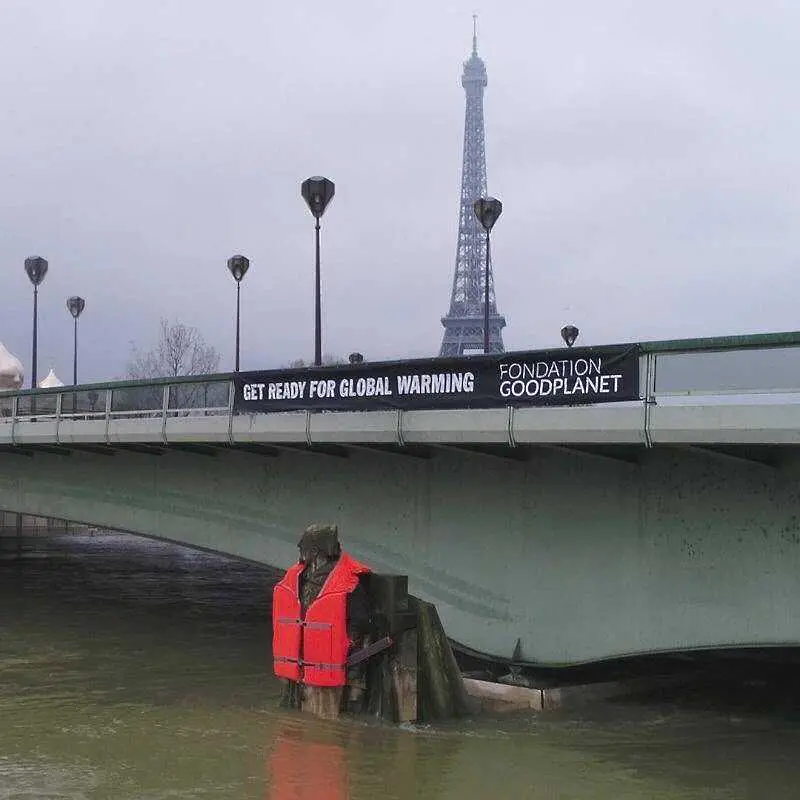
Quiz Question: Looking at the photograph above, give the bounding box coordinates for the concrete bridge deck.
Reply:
[3,331,800,669]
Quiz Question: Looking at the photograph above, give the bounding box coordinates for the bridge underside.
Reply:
[2,438,800,668]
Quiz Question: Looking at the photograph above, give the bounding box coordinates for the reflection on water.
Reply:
[1,531,800,799]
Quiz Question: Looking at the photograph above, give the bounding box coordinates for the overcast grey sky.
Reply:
[2,1,799,382]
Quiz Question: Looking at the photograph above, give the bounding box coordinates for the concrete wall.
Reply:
[1,444,800,666]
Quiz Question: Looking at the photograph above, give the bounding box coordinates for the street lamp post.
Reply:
[24,256,48,389]
[66,296,86,385]
[561,325,579,348]
[301,176,335,367]
[227,255,250,372]
[473,197,503,355]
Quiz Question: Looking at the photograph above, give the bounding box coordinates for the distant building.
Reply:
[0,342,24,390]
[39,368,65,388]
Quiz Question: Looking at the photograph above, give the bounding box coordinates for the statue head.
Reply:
[298,523,341,567]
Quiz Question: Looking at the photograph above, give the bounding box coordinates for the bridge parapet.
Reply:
[0,380,646,448]
[2,331,800,448]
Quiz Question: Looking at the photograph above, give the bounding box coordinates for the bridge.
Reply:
[3,331,800,670]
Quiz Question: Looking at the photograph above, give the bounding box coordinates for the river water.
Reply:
[2,532,800,799]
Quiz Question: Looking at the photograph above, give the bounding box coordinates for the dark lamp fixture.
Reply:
[228,254,251,371]
[227,254,250,283]
[473,197,503,354]
[25,254,49,390]
[67,295,86,386]
[301,176,335,219]
[301,175,336,367]
[25,256,48,286]
[561,325,579,348]
[67,296,85,319]
[473,197,503,233]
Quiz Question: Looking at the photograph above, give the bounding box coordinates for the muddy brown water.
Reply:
[2,531,800,799]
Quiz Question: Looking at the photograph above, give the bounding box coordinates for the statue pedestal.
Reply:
[301,686,344,721]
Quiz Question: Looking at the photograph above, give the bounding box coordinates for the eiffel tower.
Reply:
[439,18,506,357]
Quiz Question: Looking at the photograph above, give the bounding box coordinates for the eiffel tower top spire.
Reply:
[439,20,506,357]
[462,19,487,88]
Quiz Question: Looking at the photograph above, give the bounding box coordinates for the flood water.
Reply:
[2,532,800,799]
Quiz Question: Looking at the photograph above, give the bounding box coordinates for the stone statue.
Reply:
[273,524,372,717]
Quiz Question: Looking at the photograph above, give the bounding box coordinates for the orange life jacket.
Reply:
[272,552,371,687]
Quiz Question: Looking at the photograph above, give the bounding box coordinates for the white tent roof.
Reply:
[39,368,65,388]
[0,342,24,389]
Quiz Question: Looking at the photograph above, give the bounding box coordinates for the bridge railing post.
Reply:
[55,391,62,444]
[643,352,657,448]
[227,380,235,444]
[161,385,170,442]
[104,389,112,444]
[9,395,18,445]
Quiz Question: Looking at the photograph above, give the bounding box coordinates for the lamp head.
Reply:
[67,296,85,319]
[24,256,48,287]
[473,197,503,233]
[227,254,250,283]
[301,176,335,219]
[561,325,579,348]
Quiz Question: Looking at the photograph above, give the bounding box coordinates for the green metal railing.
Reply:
[3,330,800,425]
[639,330,800,354]
[0,375,234,423]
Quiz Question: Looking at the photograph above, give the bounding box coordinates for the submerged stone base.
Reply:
[463,678,552,713]
[463,673,696,714]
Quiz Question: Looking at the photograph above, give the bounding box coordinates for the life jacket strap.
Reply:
[274,655,345,671]
[276,617,332,630]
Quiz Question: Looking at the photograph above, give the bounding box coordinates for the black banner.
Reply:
[233,344,640,413]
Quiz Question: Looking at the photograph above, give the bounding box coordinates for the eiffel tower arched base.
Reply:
[439,314,506,357]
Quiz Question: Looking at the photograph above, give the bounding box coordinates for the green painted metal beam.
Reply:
[639,330,800,354]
